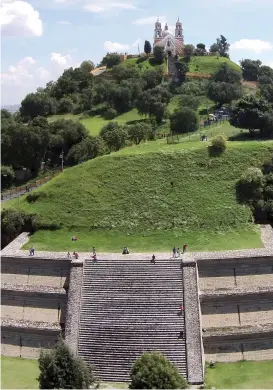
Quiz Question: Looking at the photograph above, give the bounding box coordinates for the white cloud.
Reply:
[104,41,130,52]
[84,1,136,13]
[104,37,141,52]
[230,39,273,54]
[50,52,72,66]
[133,16,166,25]
[0,0,43,37]
[1,56,36,85]
[36,67,51,81]
[56,20,71,24]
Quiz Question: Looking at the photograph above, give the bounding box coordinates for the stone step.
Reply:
[1,317,61,332]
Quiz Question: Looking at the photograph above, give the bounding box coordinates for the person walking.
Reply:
[151,254,156,264]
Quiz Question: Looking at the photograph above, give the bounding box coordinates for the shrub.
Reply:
[170,108,199,134]
[103,108,118,120]
[38,340,94,389]
[236,167,264,204]
[1,165,15,189]
[129,352,188,389]
[210,134,227,153]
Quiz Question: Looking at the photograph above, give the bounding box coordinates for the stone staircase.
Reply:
[77,259,187,382]
[168,56,179,81]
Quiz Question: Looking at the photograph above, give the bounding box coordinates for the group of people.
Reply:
[172,245,187,258]
[122,247,130,255]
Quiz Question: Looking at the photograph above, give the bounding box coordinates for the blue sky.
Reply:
[1,0,273,105]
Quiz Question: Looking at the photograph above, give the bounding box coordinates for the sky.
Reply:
[1,0,273,105]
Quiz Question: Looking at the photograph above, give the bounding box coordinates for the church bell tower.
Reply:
[175,17,184,43]
[154,18,162,45]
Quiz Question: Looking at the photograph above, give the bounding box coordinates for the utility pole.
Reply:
[60,150,64,172]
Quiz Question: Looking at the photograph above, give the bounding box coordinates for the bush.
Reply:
[236,167,264,204]
[38,340,94,389]
[103,108,118,120]
[210,134,227,153]
[1,165,15,189]
[129,352,188,389]
[1,209,37,249]
[170,108,199,134]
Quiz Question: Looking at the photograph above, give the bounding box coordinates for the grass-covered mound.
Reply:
[186,56,241,75]
[5,140,273,251]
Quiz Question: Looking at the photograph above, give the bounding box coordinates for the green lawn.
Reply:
[5,138,273,252]
[1,356,39,389]
[205,361,273,389]
[187,56,241,74]
[48,109,143,136]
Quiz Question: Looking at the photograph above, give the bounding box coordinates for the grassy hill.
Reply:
[5,138,273,252]
[48,109,143,136]
[185,56,241,75]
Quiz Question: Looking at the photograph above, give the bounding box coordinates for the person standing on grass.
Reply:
[183,244,187,254]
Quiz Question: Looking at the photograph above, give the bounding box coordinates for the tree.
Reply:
[178,94,201,111]
[240,59,262,81]
[66,136,106,165]
[195,43,206,56]
[209,43,219,54]
[179,80,209,96]
[141,68,164,89]
[126,123,153,145]
[57,97,74,114]
[170,107,199,134]
[100,122,128,151]
[101,54,121,68]
[153,46,166,64]
[183,44,195,58]
[38,340,94,389]
[80,60,95,74]
[216,35,230,58]
[258,65,273,79]
[144,40,152,56]
[175,61,189,83]
[1,165,15,189]
[229,95,272,137]
[129,352,187,389]
[212,63,242,84]
[20,92,57,120]
[207,82,242,106]
[260,84,273,103]
[136,85,171,124]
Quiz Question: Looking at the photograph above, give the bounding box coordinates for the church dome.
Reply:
[162,29,173,38]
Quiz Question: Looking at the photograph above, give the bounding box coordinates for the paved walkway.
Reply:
[1,225,273,261]
[1,182,47,203]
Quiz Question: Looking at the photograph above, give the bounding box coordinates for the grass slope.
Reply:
[48,109,143,136]
[1,357,39,389]
[5,139,273,251]
[205,361,273,389]
[186,56,241,74]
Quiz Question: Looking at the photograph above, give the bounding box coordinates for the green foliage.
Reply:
[153,46,166,64]
[178,94,201,111]
[1,165,15,189]
[144,40,152,56]
[129,352,188,389]
[216,35,230,58]
[207,81,242,106]
[229,95,273,137]
[141,68,164,89]
[175,60,189,83]
[103,108,118,120]
[80,60,95,73]
[102,54,122,68]
[100,121,128,151]
[236,167,264,204]
[66,136,107,165]
[1,208,37,248]
[170,107,199,134]
[126,122,153,145]
[179,80,209,96]
[240,59,262,81]
[212,63,242,84]
[38,340,94,389]
[210,43,219,54]
[195,43,207,56]
[57,97,75,114]
[20,92,57,120]
[183,44,195,58]
[136,85,171,124]
[210,134,227,153]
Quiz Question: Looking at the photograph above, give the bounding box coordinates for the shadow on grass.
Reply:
[208,145,225,157]
[126,119,149,125]
[229,132,273,142]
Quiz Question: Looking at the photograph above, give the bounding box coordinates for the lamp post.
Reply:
[60,150,64,172]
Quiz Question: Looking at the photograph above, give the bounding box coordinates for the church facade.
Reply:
[153,18,184,56]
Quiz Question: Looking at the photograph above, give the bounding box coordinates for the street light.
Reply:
[59,150,64,172]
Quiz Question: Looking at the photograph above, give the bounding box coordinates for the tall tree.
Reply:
[153,46,166,64]
[240,59,262,81]
[170,107,199,134]
[144,40,152,56]
[207,82,242,106]
[216,35,230,58]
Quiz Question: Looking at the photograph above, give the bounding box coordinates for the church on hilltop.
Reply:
[153,18,184,56]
